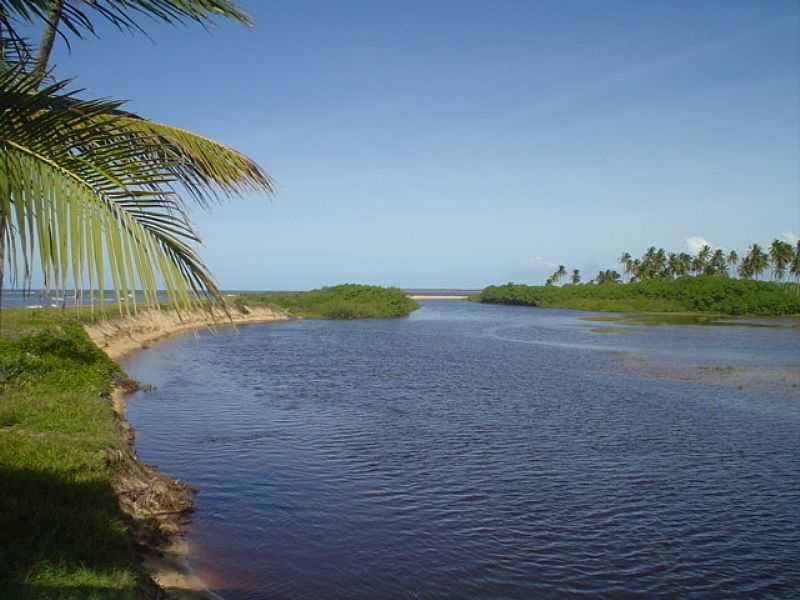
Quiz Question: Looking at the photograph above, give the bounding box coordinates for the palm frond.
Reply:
[0,0,251,41]
[0,67,270,312]
[19,90,275,207]
[112,115,276,207]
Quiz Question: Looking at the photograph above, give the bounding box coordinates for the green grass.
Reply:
[233,283,419,319]
[476,276,800,317]
[0,313,149,599]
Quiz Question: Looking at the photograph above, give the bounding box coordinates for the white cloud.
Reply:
[686,236,713,255]
[780,232,799,245]
[529,256,556,270]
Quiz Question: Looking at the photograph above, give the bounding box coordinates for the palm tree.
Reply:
[0,0,272,312]
[692,244,712,275]
[769,239,793,281]
[708,249,727,276]
[742,244,769,280]
[619,251,631,281]
[790,242,800,292]
[548,265,566,286]
[654,248,668,278]
[555,265,566,283]
[595,269,621,285]
[641,246,657,279]
[667,253,686,279]
[570,269,580,284]
[628,258,642,282]
[726,250,739,277]
[678,253,692,278]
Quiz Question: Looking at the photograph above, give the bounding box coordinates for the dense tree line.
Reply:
[544,239,800,287]
[478,276,800,316]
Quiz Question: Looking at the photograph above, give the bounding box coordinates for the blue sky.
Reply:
[44,0,799,289]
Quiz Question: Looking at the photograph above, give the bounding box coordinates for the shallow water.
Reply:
[123,301,800,600]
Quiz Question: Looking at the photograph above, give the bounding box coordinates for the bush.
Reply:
[234,284,419,319]
[0,324,120,390]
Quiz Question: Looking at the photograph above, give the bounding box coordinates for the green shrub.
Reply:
[234,284,419,319]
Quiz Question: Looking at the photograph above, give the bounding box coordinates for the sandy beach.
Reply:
[408,295,468,300]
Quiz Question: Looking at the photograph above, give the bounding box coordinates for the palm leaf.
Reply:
[0,67,272,312]
[0,0,251,42]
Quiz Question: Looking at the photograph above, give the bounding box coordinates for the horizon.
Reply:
[20,0,800,289]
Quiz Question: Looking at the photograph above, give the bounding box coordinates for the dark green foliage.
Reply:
[595,270,621,285]
[478,276,800,316]
[234,284,419,319]
[0,323,120,389]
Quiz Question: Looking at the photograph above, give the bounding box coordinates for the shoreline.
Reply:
[85,305,291,599]
[408,294,468,300]
[87,304,291,362]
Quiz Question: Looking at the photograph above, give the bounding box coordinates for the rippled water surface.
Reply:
[123,301,800,600]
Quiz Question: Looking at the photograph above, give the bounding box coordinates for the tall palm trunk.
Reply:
[30,0,65,86]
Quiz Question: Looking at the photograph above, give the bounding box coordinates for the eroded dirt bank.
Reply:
[86,304,290,361]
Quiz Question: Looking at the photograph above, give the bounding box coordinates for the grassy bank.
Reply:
[476,276,800,316]
[0,310,151,598]
[234,283,419,319]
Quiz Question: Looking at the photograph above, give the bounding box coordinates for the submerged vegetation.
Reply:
[477,276,800,316]
[0,312,148,597]
[584,313,791,328]
[235,284,419,319]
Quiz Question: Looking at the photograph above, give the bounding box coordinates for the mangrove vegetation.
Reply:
[235,284,419,320]
[480,239,800,315]
[478,276,800,315]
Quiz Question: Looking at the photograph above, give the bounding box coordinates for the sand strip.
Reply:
[408,295,468,300]
[86,304,290,361]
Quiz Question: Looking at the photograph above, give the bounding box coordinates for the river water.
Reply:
[122,301,800,600]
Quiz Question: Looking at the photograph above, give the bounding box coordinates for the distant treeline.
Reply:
[543,239,800,287]
[235,284,418,319]
[478,276,800,316]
